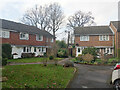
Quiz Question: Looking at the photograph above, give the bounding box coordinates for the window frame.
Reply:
[20,32,29,40]
[0,30,10,38]
[80,35,89,41]
[99,35,109,41]
[36,35,43,41]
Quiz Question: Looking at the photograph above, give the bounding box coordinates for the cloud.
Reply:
[0,0,119,40]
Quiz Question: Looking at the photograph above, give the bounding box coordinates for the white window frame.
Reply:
[23,47,31,53]
[0,30,10,38]
[46,38,48,42]
[51,38,54,42]
[99,35,109,41]
[80,35,89,41]
[36,35,43,41]
[20,32,29,40]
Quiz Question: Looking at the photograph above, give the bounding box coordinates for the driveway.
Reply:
[68,64,114,88]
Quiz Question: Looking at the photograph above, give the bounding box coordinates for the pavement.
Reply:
[68,64,114,88]
[8,58,69,66]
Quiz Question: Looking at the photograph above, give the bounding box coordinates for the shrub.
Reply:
[49,56,54,60]
[21,53,35,58]
[82,54,94,63]
[57,49,68,58]
[2,44,12,59]
[77,54,83,61]
[63,60,74,67]
[1,58,7,66]
[82,47,97,60]
[118,49,120,59]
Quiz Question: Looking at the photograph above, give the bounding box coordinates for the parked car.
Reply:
[111,63,120,90]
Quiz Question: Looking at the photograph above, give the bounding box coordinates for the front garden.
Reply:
[2,64,75,88]
[71,47,120,65]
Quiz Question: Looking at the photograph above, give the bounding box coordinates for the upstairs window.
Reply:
[20,32,29,40]
[99,35,109,41]
[46,38,48,42]
[51,38,54,42]
[36,35,43,41]
[0,30,10,38]
[80,36,89,41]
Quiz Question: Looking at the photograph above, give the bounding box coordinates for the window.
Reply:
[23,47,31,52]
[34,47,36,52]
[36,35,43,41]
[20,32,29,40]
[46,38,48,42]
[99,35,109,41]
[51,38,54,42]
[80,36,89,41]
[23,47,26,52]
[78,48,80,53]
[0,30,10,38]
[39,47,42,52]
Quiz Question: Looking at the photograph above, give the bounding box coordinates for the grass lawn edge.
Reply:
[66,67,77,88]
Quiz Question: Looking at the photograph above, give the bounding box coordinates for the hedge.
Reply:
[2,44,12,59]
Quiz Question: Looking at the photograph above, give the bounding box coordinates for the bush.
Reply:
[118,49,120,59]
[2,44,12,59]
[82,54,94,63]
[21,53,35,58]
[1,58,7,66]
[57,49,68,58]
[49,56,54,60]
[63,60,74,67]
[82,47,97,60]
[77,54,83,61]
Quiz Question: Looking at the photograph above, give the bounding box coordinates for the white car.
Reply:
[111,63,120,90]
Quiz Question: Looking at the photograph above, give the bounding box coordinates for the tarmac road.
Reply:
[68,64,114,88]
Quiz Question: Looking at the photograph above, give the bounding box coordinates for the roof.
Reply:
[74,26,113,35]
[0,19,53,37]
[111,21,120,32]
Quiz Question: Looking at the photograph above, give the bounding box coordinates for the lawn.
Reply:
[2,64,75,88]
[7,57,63,63]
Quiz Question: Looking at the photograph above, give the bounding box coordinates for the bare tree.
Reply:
[67,11,95,29]
[22,5,50,31]
[22,3,64,41]
[47,3,64,41]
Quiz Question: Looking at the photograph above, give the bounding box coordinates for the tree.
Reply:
[67,10,95,29]
[22,5,50,31]
[22,3,64,41]
[47,3,64,41]
[56,40,67,48]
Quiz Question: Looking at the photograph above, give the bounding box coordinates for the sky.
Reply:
[0,0,119,41]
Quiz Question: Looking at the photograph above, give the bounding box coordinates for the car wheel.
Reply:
[115,80,120,90]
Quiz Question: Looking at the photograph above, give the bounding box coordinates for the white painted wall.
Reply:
[12,45,47,59]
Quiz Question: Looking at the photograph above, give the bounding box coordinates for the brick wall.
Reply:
[1,31,54,46]
[110,23,119,57]
[75,35,113,47]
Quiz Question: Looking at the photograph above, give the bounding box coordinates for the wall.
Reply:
[75,35,113,47]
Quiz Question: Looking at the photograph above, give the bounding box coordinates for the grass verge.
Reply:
[2,64,74,88]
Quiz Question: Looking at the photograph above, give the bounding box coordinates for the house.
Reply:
[0,19,54,59]
[110,21,120,57]
[74,26,114,57]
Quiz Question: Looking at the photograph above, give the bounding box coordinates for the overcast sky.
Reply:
[0,0,119,40]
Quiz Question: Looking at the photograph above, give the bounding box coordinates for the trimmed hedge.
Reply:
[21,53,35,58]
[2,44,12,59]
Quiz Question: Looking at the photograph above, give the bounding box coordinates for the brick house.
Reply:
[0,19,54,59]
[110,21,120,57]
[74,26,114,57]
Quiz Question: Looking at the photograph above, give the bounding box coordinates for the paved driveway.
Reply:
[68,64,114,88]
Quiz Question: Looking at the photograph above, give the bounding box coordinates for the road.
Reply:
[68,64,114,88]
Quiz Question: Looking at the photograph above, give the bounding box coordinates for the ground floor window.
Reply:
[23,47,31,53]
